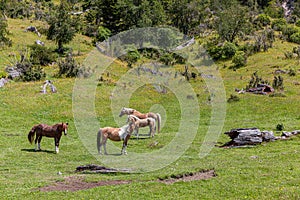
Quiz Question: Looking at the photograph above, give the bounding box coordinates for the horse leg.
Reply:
[102,137,108,155]
[54,137,61,153]
[122,135,130,155]
[35,135,41,151]
[135,127,139,140]
[37,136,42,150]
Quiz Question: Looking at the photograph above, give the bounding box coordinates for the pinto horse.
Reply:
[28,122,68,153]
[127,115,156,138]
[97,121,136,155]
[119,107,161,133]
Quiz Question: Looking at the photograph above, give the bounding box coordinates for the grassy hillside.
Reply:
[1,18,300,199]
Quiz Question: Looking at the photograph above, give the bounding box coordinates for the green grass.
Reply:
[1,19,300,199]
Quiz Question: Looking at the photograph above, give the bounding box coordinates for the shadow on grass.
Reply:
[21,149,56,154]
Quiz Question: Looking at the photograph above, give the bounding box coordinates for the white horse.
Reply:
[127,115,156,138]
[119,107,161,133]
[97,121,136,155]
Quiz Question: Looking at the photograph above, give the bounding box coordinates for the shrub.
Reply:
[272,75,284,90]
[290,32,300,44]
[0,71,7,78]
[95,26,111,42]
[276,123,284,131]
[29,44,56,66]
[227,94,240,103]
[57,53,81,77]
[254,14,271,28]
[232,51,247,69]
[271,18,287,31]
[20,66,46,82]
[119,49,140,68]
[282,25,299,41]
[221,42,237,59]
[288,68,297,76]
[159,53,174,65]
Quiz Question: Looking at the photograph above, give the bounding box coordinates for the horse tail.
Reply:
[28,125,37,144]
[156,113,161,133]
[97,129,102,153]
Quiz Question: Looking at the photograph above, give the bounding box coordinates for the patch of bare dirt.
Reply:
[158,169,216,184]
[38,168,216,192]
[39,176,131,192]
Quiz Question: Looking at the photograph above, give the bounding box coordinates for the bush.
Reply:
[271,18,287,31]
[254,14,271,28]
[159,53,174,65]
[276,123,284,131]
[20,66,45,81]
[29,44,56,66]
[227,94,240,103]
[282,25,299,41]
[57,53,82,77]
[119,49,140,68]
[288,68,297,76]
[290,32,300,44]
[296,20,300,27]
[221,42,237,59]
[232,51,247,69]
[95,26,111,42]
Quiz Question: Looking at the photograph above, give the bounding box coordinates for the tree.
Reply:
[168,0,205,35]
[0,13,12,47]
[213,1,251,42]
[47,0,76,53]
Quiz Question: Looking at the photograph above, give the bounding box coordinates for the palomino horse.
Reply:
[97,121,136,155]
[127,115,156,138]
[119,107,161,133]
[28,122,68,153]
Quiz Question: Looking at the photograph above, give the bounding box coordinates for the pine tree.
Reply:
[47,0,76,53]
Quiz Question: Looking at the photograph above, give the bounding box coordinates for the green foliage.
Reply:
[95,26,111,42]
[0,15,12,47]
[0,71,7,78]
[47,0,76,53]
[272,75,284,90]
[206,41,237,61]
[276,123,284,131]
[221,42,237,59]
[29,44,56,66]
[281,25,299,42]
[57,53,81,77]
[264,1,284,18]
[254,14,271,29]
[119,49,140,68]
[227,94,240,103]
[20,65,46,81]
[288,68,297,76]
[290,32,300,44]
[271,18,287,31]
[232,51,247,69]
[214,1,251,42]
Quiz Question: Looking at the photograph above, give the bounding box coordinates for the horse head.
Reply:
[119,107,134,117]
[119,107,125,117]
[62,122,68,135]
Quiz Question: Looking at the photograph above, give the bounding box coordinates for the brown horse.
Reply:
[97,121,136,155]
[28,122,68,153]
[127,115,156,138]
[119,107,161,133]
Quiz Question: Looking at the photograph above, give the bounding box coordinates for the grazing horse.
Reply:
[97,121,136,155]
[119,107,161,133]
[127,115,156,138]
[28,122,68,153]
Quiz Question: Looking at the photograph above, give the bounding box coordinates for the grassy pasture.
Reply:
[1,19,300,199]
